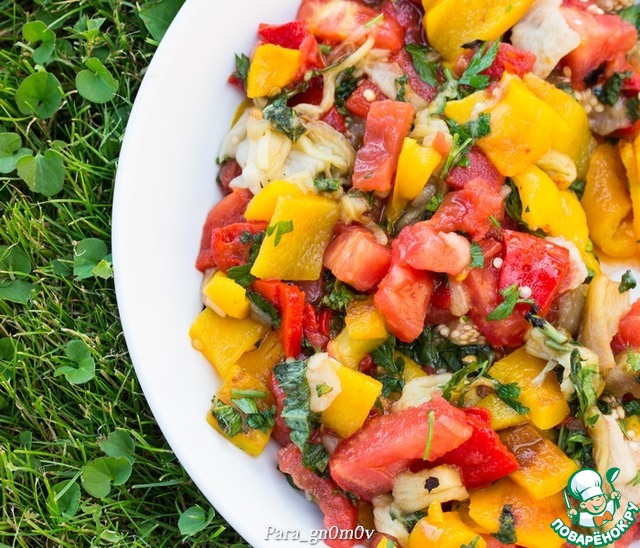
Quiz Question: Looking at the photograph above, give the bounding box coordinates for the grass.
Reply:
[0,1,247,545]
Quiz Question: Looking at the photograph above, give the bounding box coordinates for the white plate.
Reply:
[112,1,640,546]
[112,0,322,546]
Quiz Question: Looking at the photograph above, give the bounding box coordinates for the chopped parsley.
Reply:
[246,290,281,328]
[232,53,250,88]
[441,359,490,401]
[405,44,439,87]
[313,176,342,193]
[226,230,265,288]
[469,242,485,269]
[619,270,637,293]
[557,425,595,469]
[211,390,276,437]
[266,219,294,246]
[486,284,534,322]
[334,67,358,115]
[568,179,586,200]
[371,335,406,397]
[442,114,491,177]
[457,40,500,96]
[395,74,409,102]
[492,505,517,545]
[570,349,600,418]
[320,277,358,313]
[493,381,530,414]
[263,96,307,142]
[424,193,444,217]
[461,538,482,548]
[594,71,632,106]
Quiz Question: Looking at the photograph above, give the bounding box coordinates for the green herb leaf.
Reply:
[81,456,132,498]
[233,53,250,88]
[570,350,600,418]
[494,381,530,414]
[458,41,500,94]
[405,44,439,87]
[620,5,640,32]
[16,149,65,197]
[395,74,409,102]
[246,290,281,328]
[76,57,119,104]
[98,430,135,464]
[73,238,112,280]
[334,67,358,116]
[492,504,517,544]
[557,425,595,469]
[15,70,63,118]
[263,96,307,142]
[441,359,489,400]
[372,336,406,397]
[178,505,215,537]
[594,71,632,107]
[302,442,330,475]
[627,96,640,124]
[461,537,481,548]
[568,179,586,200]
[313,177,342,193]
[422,410,435,460]
[320,278,357,313]
[442,114,491,176]
[54,340,96,384]
[619,270,637,293]
[266,219,294,246]
[211,401,243,438]
[469,243,485,269]
[139,0,186,42]
[486,284,520,321]
[425,193,444,215]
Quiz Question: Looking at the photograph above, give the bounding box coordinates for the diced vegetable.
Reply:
[251,195,340,280]
[211,221,268,274]
[202,271,251,319]
[499,423,578,500]
[246,44,301,99]
[488,346,570,430]
[236,331,284,385]
[476,393,528,431]
[320,360,383,438]
[244,180,305,221]
[409,502,486,548]
[344,297,387,341]
[328,323,387,370]
[207,364,275,456]
[189,308,270,378]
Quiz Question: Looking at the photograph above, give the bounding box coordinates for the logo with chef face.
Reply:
[550,467,640,547]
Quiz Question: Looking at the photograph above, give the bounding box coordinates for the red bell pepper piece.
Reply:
[252,279,305,357]
[302,303,330,351]
[211,221,268,273]
[345,79,386,118]
[432,407,519,490]
[278,443,359,548]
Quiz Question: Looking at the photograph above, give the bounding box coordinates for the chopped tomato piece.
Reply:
[463,262,530,347]
[303,302,330,350]
[344,79,387,118]
[279,443,359,548]
[432,407,519,489]
[560,0,637,89]
[499,230,570,314]
[393,222,471,276]
[269,372,292,446]
[383,0,424,45]
[195,189,253,272]
[328,395,473,501]
[374,260,434,343]
[253,279,305,357]
[612,300,640,352]
[352,100,415,193]
[429,177,505,242]
[445,146,504,191]
[323,226,392,291]
[297,0,404,52]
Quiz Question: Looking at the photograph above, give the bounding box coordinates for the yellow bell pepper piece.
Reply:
[236,331,284,386]
[345,297,388,340]
[251,195,340,281]
[398,352,427,380]
[499,423,578,500]
[488,346,570,430]
[246,44,301,99]
[244,180,306,222]
[321,361,382,438]
[409,502,486,548]
[618,139,640,255]
[582,143,636,258]
[189,308,269,378]
[203,271,251,319]
[522,73,596,180]
[476,393,528,430]
[425,0,534,61]
[207,364,274,456]
[469,478,566,548]
[512,165,599,273]
[387,138,442,222]
[446,74,561,177]
[327,325,387,370]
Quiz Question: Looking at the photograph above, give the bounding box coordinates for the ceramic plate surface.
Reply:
[112,1,640,546]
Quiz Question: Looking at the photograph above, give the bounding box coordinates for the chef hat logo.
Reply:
[568,469,605,502]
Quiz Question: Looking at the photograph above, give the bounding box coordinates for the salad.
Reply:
[189,0,640,546]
